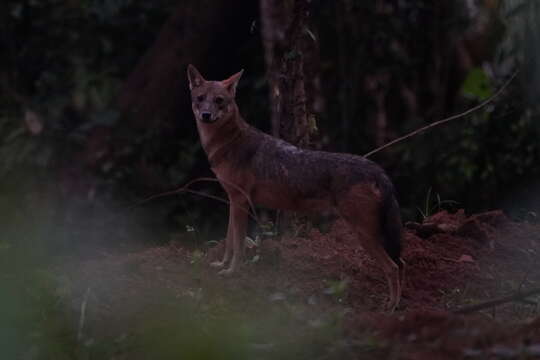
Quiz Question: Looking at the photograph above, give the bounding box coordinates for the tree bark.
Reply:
[260,0,317,148]
[260,0,323,233]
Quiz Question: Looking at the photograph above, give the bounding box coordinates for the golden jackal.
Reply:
[187,65,405,310]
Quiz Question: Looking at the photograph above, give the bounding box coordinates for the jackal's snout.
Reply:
[200,112,214,123]
[194,97,221,123]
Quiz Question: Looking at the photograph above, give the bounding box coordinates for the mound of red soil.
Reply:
[245,209,539,312]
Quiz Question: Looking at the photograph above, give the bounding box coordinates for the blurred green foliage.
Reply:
[0,203,348,359]
[461,68,493,101]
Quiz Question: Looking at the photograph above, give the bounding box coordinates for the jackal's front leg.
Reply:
[218,201,248,276]
[210,211,234,268]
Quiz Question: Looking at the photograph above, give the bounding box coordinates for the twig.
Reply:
[364,70,519,158]
[77,287,91,343]
[129,177,260,225]
[452,286,540,314]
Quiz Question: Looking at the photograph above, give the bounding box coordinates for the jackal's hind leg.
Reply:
[337,187,401,312]
[362,236,402,312]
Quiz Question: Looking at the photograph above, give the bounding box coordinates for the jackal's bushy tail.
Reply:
[381,187,402,264]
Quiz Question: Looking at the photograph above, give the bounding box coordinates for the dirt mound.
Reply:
[240,209,540,312]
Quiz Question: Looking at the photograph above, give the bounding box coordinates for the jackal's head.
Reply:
[187,65,243,124]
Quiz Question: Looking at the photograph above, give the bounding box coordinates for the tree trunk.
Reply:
[260,0,322,233]
[260,0,317,149]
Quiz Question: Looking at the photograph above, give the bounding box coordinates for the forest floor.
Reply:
[24,210,540,359]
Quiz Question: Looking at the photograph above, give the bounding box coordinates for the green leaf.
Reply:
[461,67,493,101]
[284,50,301,60]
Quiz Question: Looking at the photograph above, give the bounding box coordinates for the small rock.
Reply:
[269,292,286,302]
[457,254,474,263]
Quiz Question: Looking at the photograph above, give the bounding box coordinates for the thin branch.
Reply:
[364,70,519,158]
[453,286,540,314]
[77,287,91,343]
[129,177,261,225]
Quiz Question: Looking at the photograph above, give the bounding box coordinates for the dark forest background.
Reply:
[1,0,540,245]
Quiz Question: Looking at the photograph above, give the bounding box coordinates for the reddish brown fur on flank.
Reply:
[186,65,404,311]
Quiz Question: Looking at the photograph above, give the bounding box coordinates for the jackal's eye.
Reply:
[214,96,224,105]
[196,95,205,102]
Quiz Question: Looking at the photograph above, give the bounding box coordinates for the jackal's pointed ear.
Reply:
[221,69,244,97]
[187,64,205,90]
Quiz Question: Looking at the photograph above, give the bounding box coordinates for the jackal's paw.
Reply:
[209,261,226,268]
[217,267,236,276]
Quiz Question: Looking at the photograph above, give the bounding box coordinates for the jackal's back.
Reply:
[231,127,395,200]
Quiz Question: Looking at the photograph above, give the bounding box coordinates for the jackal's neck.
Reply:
[196,105,248,167]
